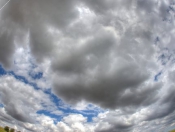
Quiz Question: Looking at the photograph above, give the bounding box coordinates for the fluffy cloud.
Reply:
[51,0,160,109]
[0,75,55,123]
[57,114,94,132]
[0,0,175,132]
[12,47,52,90]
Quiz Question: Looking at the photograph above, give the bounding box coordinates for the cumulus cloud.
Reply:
[0,75,55,123]
[0,0,175,132]
[51,1,160,109]
[12,47,52,90]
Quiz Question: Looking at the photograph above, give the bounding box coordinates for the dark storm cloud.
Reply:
[52,25,158,109]
[0,0,169,113]
[0,29,15,68]
[52,31,116,74]
[53,66,160,109]
[0,0,79,66]
[0,33,17,69]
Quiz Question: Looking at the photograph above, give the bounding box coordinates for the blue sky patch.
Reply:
[0,65,7,76]
[0,65,100,124]
[44,89,100,122]
[37,110,63,123]
[0,103,4,108]
[154,71,162,81]
[29,72,43,80]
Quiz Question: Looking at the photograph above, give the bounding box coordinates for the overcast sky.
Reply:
[0,0,175,132]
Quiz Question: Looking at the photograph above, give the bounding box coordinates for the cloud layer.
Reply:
[0,0,175,131]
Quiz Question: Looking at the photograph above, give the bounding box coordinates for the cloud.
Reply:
[145,84,175,121]
[0,108,14,124]
[57,114,94,132]
[51,8,159,109]
[12,47,52,90]
[0,0,175,132]
[0,75,55,123]
[0,0,80,66]
[0,31,15,69]
[94,111,133,132]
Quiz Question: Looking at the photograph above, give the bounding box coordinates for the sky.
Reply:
[0,0,175,132]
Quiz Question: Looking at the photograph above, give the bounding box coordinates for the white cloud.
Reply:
[12,46,52,90]
[0,75,55,123]
[57,114,95,132]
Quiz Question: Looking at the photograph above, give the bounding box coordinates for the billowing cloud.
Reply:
[0,0,175,132]
[51,0,160,109]
[0,75,55,123]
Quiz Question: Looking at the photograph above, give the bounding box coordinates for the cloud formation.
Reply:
[0,0,175,131]
[0,75,55,123]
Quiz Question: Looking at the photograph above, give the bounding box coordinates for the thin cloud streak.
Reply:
[0,0,11,11]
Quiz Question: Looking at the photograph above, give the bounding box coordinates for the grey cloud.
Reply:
[51,0,175,111]
[52,31,116,74]
[82,0,134,14]
[145,103,175,121]
[95,127,130,132]
[137,0,155,13]
[29,25,55,61]
[5,103,35,123]
[168,70,175,82]
[0,30,15,69]
[94,111,134,132]
[52,25,158,109]
[82,0,117,14]
[1,0,175,132]
[132,111,175,132]
[1,0,79,28]
[0,0,80,67]
[53,69,157,109]
[0,108,14,124]
[95,121,132,132]
[145,85,175,121]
